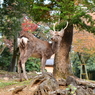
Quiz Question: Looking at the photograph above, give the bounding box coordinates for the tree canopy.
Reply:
[1,0,95,35]
[15,0,95,32]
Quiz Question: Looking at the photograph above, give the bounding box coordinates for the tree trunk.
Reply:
[77,52,89,79]
[53,23,73,79]
[9,32,19,72]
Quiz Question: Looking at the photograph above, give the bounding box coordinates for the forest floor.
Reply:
[0,70,38,95]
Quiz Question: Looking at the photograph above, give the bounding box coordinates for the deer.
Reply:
[17,21,68,81]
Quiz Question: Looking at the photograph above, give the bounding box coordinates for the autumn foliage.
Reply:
[21,17,38,32]
[73,30,95,55]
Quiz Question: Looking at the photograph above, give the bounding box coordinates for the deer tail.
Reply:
[18,37,29,48]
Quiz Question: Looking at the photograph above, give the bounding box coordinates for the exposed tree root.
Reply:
[28,72,59,95]
[12,85,26,95]
[12,73,95,95]
[66,76,95,95]
[66,76,95,88]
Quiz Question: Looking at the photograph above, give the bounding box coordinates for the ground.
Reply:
[0,70,67,95]
[0,70,37,95]
[1,70,95,95]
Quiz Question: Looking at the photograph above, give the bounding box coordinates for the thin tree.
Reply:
[0,0,23,71]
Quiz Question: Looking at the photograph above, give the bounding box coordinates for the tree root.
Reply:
[28,72,59,95]
[12,74,95,95]
[12,85,26,95]
[66,76,95,88]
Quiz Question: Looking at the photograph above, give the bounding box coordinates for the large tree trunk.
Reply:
[53,23,73,79]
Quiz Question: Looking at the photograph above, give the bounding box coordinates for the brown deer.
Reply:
[17,21,68,81]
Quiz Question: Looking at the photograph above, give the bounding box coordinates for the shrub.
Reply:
[0,48,12,70]
[26,57,41,72]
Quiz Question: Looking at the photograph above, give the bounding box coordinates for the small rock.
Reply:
[36,72,42,74]
[8,88,15,91]
[3,77,9,81]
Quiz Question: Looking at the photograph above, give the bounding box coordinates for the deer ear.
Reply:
[59,29,65,36]
[50,30,55,35]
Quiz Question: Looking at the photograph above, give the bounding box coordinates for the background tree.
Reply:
[0,0,37,71]
[73,30,95,63]
[71,52,95,80]
[0,48,12,70]
[71,30,95,79]
[21,17,38,33]
[0,0,24,71]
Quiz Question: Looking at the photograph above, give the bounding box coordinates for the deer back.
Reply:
[18,32,53,59]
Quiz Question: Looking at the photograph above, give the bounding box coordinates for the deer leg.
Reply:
[19,49,30,80]
[18,60,23,81]
[21,59,28,80]
[41,57,47,73]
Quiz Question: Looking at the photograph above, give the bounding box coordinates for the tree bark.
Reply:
[53,23,73,79]
[9,32,19,72]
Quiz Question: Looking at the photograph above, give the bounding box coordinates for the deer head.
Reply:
[50,21,68,42]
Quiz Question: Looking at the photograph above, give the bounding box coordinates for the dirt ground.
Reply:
[0,85,16,95]
[0,70,37,95]
[0,85,32,95]
[0,85,34,95]
[0,71,65,95]
[1,70,95,95]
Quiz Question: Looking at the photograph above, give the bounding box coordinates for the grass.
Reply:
[0,81,19,88]
[0,70,35,88]
[0,79,31,88]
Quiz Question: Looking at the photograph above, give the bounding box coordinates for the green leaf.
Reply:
[66,88,70,90]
